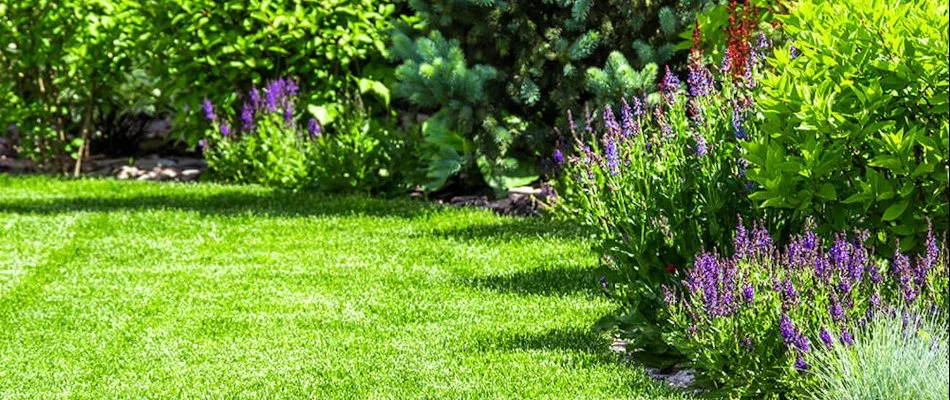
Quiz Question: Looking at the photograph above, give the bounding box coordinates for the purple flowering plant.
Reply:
[201,77,415,193]
[662,219,949,397]
[550,23,768,353]
[200,77,316,188]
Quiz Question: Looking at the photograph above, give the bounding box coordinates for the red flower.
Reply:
[666,264,677,273]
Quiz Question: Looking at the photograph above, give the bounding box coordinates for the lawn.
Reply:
[0,176,684,399]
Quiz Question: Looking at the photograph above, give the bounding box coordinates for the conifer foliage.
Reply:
[391,0,713,192]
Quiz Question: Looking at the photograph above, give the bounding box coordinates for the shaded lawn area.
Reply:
[0,176,684,399]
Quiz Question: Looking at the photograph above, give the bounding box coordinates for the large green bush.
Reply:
[746,0,950,255]
[391,0,718,193]
[141,0,397,143]
[0,0,146,172]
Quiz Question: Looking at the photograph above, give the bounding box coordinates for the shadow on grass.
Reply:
[427,217,591,241]
[473,327,619,363]
[463,264,602,296]
[0,185,433,219]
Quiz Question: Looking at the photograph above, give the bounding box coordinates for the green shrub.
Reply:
[746,0,950,255]
[392,0,718,193]
[807,310,949,400]
[0,0,146,172]
[202,78,416,193]
[550,16,768,357]
[129,0,398,144]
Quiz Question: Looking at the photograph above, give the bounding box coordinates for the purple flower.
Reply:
[600,276,608,289]
[720,48,731,73]
[264,79,283,112]
[249,86,261,107]
[829,300,845,322]
[741,336,753,352]
[198,139,208,149]
[241,103,255,132]
[219,123,230,137]
[283,78,299,98]
[924,220,939,269]
[620,98,636,137]
[734,216,751,259]
[789,44,799,59]
[839,328,853,346]
[604,137,619,176]
[794,356,809,371]
[870,291,882,308]
[694,133,708,157]
[752,223,773,256]
[631,96,644,116]
[687,60,713,98]
[307,118,321,138]
[742,283,755,303]
[795,335,810,353]
[603,105,620,138]
[781,278,799,305]
[552,149,564,166]
[779,313,797,346]
[819,327,833,348]
[202,98,216,121]
[659,66,680,104]
[283,104,294,125]
[662,284,675,305]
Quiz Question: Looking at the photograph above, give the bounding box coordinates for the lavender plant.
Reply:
[549,17,769,355]
[663,220,949,397]
[201,78,417,192]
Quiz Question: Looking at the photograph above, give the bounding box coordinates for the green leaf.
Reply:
[882,199,909,221]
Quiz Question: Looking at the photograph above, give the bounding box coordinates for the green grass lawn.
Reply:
[0,176,684,399]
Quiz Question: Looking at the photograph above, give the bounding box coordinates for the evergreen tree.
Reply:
[392,0,715,193]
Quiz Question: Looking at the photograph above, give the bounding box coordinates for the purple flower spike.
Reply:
[794,356,809,371]
[198,139,208,149]
[620,98,636,137]
[631,96,644,117]
[283,104,294,125]
[241,103,255,132]
[307,118,321,138]
[839,328,853,346]
[779,313,797,346]
[552,149,564,166]
[694,133,708,157]
[661,284,675,306]
[249,86,261,107]
[219,123,230,137]
[284,78,299,98]
[742,283,754,303]
[660,66,680,104]
[830,300,845,322]
[819,327,834,348]
[202,98,216,121]
[795,335,810,353]
[604,137,619,176]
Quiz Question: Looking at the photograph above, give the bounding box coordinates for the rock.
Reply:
[116,165,144,180]
[665,370,696,389]
[179,168,201,181]
[508,186,541,196]
[158,167,178,180]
